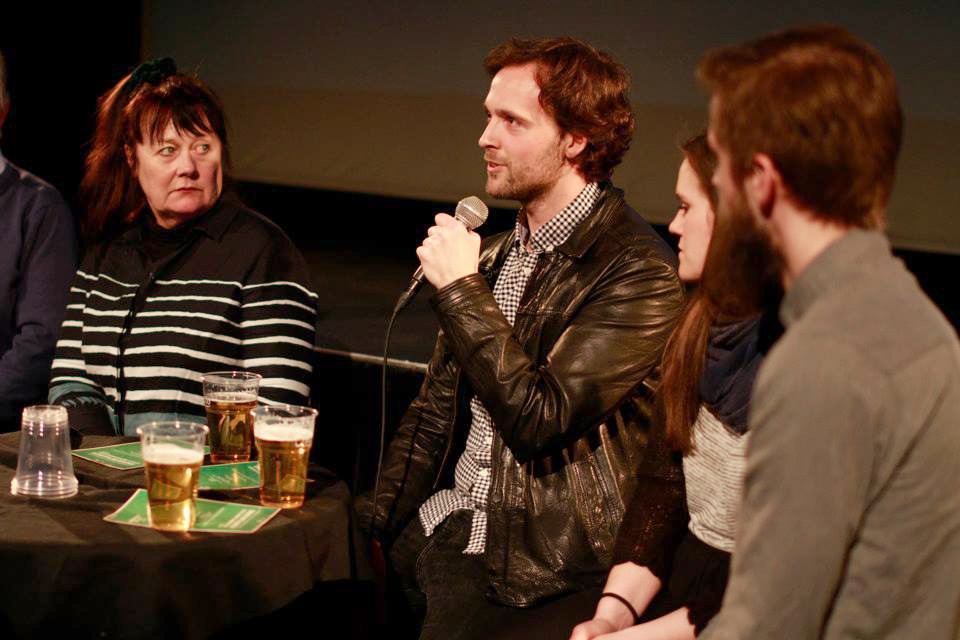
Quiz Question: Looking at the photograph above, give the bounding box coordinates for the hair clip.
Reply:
[123,57,178,94]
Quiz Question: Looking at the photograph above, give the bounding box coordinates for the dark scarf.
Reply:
[699,311,782,434]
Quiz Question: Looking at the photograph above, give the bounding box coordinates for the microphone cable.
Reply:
[370,294,403,536]
[370,196,488,536]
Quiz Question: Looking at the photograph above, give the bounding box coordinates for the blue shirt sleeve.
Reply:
[0,186,78,427]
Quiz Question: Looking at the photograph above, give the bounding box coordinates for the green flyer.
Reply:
[105,489,280,533]
[74,442,211,470]
[199,461,261,490]
[73,442,146,470]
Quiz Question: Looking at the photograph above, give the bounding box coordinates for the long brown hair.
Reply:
[484,37,635,182]
[80,67,230,240]
[659,133,718,454]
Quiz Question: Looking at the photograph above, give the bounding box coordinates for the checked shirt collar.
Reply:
[516,181,602,257]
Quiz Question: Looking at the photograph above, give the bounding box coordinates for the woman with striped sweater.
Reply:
[49,59,316,435]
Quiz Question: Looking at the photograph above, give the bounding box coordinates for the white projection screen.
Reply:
[144,1,960,254]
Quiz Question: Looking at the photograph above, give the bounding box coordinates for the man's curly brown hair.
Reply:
[485,37,635,182]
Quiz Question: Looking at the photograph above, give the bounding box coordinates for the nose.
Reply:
[668,211,683,238]
[175,150,199,177]
[478,119,497,150]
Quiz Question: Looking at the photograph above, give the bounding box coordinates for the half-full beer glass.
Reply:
[253,405,317,508]
[137,421,207,532]
[201,371,261,463]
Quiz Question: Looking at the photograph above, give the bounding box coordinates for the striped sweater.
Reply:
[683,405,749,553]
[49,198,317,435]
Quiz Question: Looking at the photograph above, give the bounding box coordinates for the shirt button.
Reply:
[479,468,490,477]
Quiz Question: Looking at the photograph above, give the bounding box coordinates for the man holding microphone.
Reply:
[359,37,685,639]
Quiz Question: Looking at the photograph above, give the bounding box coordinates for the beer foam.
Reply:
[254,423,313,442]
[142,442,204,465]
[206,391,258,404]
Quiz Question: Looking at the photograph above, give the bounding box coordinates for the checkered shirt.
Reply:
[418,182,602,554]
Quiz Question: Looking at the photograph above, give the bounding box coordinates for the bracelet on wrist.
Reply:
[599,591,639,624]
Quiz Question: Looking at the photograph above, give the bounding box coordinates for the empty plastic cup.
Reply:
[11,405,79,498]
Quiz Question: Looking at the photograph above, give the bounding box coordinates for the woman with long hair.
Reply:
[49,59,317,435]
[570,133,780,639]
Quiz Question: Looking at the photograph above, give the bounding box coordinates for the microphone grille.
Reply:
[455,196,489,230]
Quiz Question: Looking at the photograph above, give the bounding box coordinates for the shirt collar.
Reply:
[123,194,241,245]
[189,193,241,241]
[780,228,891,327]
[515,182,601,254]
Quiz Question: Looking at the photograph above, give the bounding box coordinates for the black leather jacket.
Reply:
[358,185,684,605]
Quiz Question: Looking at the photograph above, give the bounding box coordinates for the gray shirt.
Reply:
[701,230,960,639]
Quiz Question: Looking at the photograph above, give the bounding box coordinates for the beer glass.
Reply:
[137,421,208,532]
[201,371,261,463]
[253,405,317,508]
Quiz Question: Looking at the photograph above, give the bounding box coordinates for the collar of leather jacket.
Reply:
[478,182,625,279]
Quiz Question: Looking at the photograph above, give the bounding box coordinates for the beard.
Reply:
[485,140,566,204]
[701,183,784,318]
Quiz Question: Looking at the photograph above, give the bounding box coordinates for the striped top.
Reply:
[49,198,317,435]
[684,405,750,552]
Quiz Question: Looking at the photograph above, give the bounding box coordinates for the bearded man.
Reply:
[698,25,960,639]
[357,37,684,639]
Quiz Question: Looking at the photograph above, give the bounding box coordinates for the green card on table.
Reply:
[104,489,279,533]
[199,462,260,490]
[73,442,146,470]
[73,442,212,470]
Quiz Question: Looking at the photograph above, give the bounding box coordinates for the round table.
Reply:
[0,432,366,639]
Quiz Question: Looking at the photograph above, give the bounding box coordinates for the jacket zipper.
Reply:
[115,269,155,435]
[114,237,197,435]
[431,369,461,491]
[428,238,507,491]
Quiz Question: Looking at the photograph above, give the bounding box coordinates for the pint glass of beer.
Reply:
[201,371,261,463]
[253,405,317,509]
[137,421,208,532]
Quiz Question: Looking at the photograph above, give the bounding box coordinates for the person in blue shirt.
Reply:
[0,50,78,431]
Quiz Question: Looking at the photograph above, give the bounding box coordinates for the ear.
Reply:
[124,144,136,171]
[562,132,588,161]
[745,153,778,220]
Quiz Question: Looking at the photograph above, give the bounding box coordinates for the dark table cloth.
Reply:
[0,432,365,639]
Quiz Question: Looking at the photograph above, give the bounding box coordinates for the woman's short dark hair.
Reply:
[81,68,230,238]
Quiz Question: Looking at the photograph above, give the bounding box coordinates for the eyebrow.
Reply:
[494,107,526,122]
[155,134,211,146]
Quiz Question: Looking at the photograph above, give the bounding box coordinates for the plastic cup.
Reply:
[137,421,208,532]
[11,405,79,499]
[201,371,261,463]
[253,405,317,509]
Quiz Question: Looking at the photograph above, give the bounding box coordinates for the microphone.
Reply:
[394,195,489,313]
